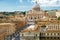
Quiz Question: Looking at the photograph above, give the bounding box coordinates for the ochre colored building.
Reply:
[0,23,15,40]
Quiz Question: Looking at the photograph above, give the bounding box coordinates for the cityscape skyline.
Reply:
[0,0,60,40]
[0,0,60,12]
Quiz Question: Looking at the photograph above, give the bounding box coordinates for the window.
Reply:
[58,37,59,39]
[40,33,43,36]
[34,36,35,39]
[40,33,41,36]
[51,33,52,35]
[35,34,37,36]
[58,33,59,35]
[49,33,51,36]
[51,37,52,39]
[47,33,49,35]
[47,37,49,39]
[34,17,36,19]
[54,37,56,39]
[31,17,32,19]
[38,16,39,19]
[22,34,24,36]
[54,33,56,35]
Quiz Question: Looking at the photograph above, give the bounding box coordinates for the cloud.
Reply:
[19,0,60,7]
[19,0,23,3]
[31,0,60,7]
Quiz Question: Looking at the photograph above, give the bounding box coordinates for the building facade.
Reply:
[0,23,16,40]
[20,2,60,40]
[56,10,60,17]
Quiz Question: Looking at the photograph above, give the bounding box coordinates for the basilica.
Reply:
[20,1,60,40]
[25,2,49,25]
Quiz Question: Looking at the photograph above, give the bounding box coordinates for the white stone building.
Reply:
[25,2,47,25]
[56,11,60,17]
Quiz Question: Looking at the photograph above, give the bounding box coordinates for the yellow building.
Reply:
[0,23,16,40]
[0,29,6,40]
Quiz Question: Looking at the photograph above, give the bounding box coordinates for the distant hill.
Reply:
[0,11,26,16]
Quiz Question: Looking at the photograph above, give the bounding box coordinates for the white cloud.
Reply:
[19,0,60,7]
[31,0,60,7]
[19,0,23,3]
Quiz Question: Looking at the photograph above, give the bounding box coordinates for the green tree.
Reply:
[58,16,60,20]
[21,11,26,16]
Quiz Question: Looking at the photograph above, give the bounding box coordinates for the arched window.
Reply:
[47,33,49,35]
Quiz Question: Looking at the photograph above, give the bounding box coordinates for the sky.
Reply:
[0,0,60,12]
